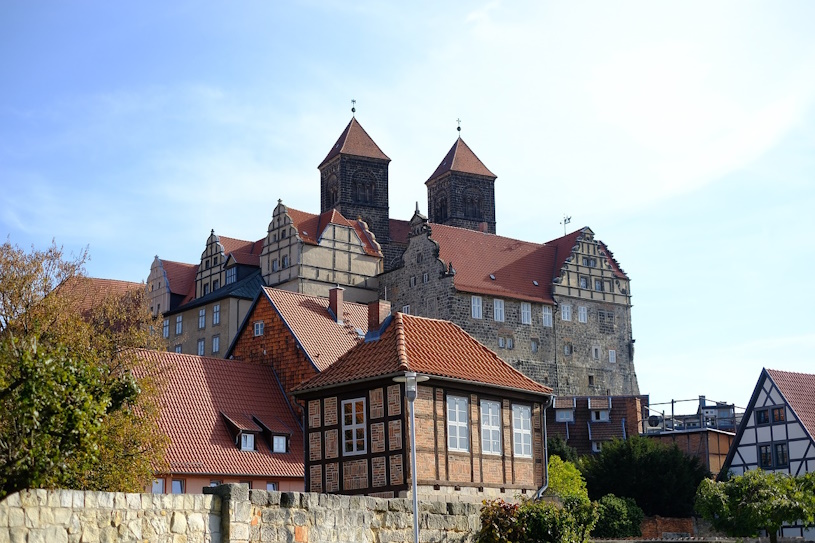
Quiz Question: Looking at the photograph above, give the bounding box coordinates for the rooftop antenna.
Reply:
[456,118,461,136]
[351,99,356,117]
[561,215,571,235]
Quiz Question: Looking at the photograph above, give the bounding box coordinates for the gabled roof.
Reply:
[318,117,390,168]
[286,207,381,257]
[167,269,264,315]
[227,287,370,372]
[134,349,303,478]
[217,235,263,268]
[160,259,198,299]
[58,277,143,313]
[767,368,815,440]
[426,137,496,182]
[294,313,552,396]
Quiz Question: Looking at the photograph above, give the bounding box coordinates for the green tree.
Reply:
[477,497,598,543]
[546,455,588,500]
[547,435,578,463]
[696,470,815,543]
[580,436,709,516]
[593,494,644,538]
[0,240,167,499]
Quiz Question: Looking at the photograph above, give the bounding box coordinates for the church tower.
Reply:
[426,137,497,234]
[319,117,391,248]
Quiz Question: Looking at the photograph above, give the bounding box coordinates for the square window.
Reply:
[542,306,553,327]
[212,335,220,354]
[592,441,603,453]
[775,443,789,466]
[493,299,505,322]
[197,339,205,356]
[471,296,483,319]
[254,321,264,337]
[171,479,184,494]
[273,435,287,453]
[198,308,206,329]
[609,350,616,363]
[240,433,255,451]
[521,302,532,324]
[152,478,165,494]
[512,405,532,457]
[175,315,183,335]
[593,410,609,422]
[402,305,410,315]
[561,304,572,321]
[772,407,785,423]
[342,398,367,455]
[447,396,469,452]
[481,400,501,455]
[213,304,220,325]
[755,409,770,425]
[578,306,587,323]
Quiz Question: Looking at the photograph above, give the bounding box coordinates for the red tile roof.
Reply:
[135,349,303,478]
[318,117,390,168]
[217,235,263,267]
[285,207,381,257]
[58,277,143,313]
[767,368,815,440]
[261,288,370,371]
[294,313,552,396]
[160,259,198,303]
[426,138,496,182]
[389,219,410,245]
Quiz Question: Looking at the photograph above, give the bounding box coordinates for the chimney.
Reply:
[368,300,391,332]
[329,287,344,324]
[479,222,488,232]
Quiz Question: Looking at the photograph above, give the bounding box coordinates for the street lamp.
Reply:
[393,371,429,543]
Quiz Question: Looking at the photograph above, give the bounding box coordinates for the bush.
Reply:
[546,455,588,500]
[477,496,598,543]
[593,494,644,538]
[548,435,579,463]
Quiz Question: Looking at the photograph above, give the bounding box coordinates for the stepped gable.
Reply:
[135,349,303,478]
[161,259,198,304]
[767,369,815,438]
[426,137,496,182]
[318,117,390,168]
[294,312,552,395]
[258,287,370,371]
[285,207,381,257]
[546,228,628,281]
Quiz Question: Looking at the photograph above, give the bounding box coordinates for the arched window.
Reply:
[327,175,339,206]
[436,196,448,221]
[464,191,482,219]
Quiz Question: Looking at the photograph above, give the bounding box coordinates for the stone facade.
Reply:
[426,171,496,234]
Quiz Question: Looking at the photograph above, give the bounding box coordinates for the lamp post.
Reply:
[394,371,429,543]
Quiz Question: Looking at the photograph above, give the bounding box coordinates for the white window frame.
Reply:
[592,441,603,453]
[447,395,469,452]
[521,302,532,325]
[556,410,574,423]
[498,337,505,348]
[213,304,220,325]
[578,306,587,323]
[402,305,410,315]
[422,272,429,283]
[226,267,237,284]
[608,349,617,363]
[512,405,532,458]
[481,400,502,455]
[561,304,572,321]
[198,308,206,329]
[471,296,483,319]
[240,433,255,451]
[410,276,417,288]
[212,335,220,354]
[493,299,505,322]
[542,306,553,327]
[175,315,183,334]
[593,410,610,422]
[174,344,182,353]
[531,339,538,353]
[341,398,367,456]
[273,435,287,453]
[594,279,604,291]
[254,321,264,337]
[162,319,169,338]
[197,339,205,356]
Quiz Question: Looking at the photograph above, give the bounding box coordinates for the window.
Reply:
[564,344,573,356]
[598,311,615,334]
[521,302,532,325]
[594,279,604,291]
[213,279,219,290]
[410,276,417,288]
[272,259,279,272]
[152,478,165,494]
[579,276,588,289]
[197,339,205,356]
[402,305,410,315]
[542,306,553,327]
[756,409,770,425]
[213,304,220,325]
[198,308,206,329]
[772,407,785,423]
[422,272,429,284]
[481,400,501,455]
[266,482,278,492]
[759,444,773,468]
[203,283,210,296]
[209,480,221,487]
[592,346,600,360]
[213,256,218,266]
[592,441,603,453]
[531,339,539,353]
[282,255,289,268]
[608,350,617,363]
[342,398,367,455]
[171,479,184,494]
[582,257,597,267]
[447,396,469,452]
[174,345,182,353]
[175,315,183,335]
[205,259,210,269]
[226,267,237,285]
[254,321,264,337]
[775,443,789,466]
[471,296,483,319]
[513,405,532,457]
[507,337,514,349]
[498,337,505,348]
[273,436,287,453]
[212,335,220,354]
[416,253,423,264]
[163,319,169,338]
[556,410,574,422]
[240,433,255,451]
[493,299,505,322]
[561,304,572,321]
[578,306,587,323]
[592,410,609,422]
[588,375,595,386]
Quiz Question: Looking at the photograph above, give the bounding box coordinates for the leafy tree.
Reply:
[696,470,815,543]
[580,436,709,516]
[477,497,598,543]
[545,455,588,500]
[0,240,167,499]
[593,494,644,538]
[547,435,578,463]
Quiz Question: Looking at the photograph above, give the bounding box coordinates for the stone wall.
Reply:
[0,485,480,543]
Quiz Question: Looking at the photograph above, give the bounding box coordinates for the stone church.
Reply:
[147,115,639,397]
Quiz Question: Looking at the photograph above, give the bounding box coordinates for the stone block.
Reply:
[126,493,141,510]
[0,504,7,528]
[39,507,54,525]
[173,494,185,510]
[67,512,80,534]
[229,522,249,540]
[81,524,99,543]
[300,492,319,511]
[71,491,85,509]
[234,501,251,523]
[183,494,195,510]
[208,512,221,534]
[0,528,7,543]
[266,492,280,506]
[280,492,298,509]
[9,528,27,543]
[99,526,117,543]
[59,491,73,509]
[171,511,187,533]
[3,497,19,509]
[249,490,267,506]
[23,507,38,528]
[187,513,205,533]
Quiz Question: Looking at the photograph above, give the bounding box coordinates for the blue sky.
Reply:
[2,1,814,409]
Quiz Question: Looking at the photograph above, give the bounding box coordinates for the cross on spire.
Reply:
[456,118,461,134]
[351,99,356,117]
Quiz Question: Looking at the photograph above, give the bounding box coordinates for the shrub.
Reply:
[546,455,588,501]
[593,494,644,538]
[477,496,598,543]
[548,435,579,463]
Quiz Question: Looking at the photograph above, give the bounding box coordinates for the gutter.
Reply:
[534,394,555,500]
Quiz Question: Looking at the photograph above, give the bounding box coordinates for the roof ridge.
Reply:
[394,312,409,371]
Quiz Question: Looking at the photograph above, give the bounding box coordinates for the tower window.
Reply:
[436,196,448,221]
[464,191,482,219]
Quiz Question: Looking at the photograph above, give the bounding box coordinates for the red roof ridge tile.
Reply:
[394,312,409,372]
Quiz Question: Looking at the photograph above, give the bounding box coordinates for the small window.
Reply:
[542,306,553,327]
[521,302,532,325]
[772,407,785,423]
[507,337,514,350]
[254,321,264,337]
[209,480,221,487]
[402,305,411,315]
[205,259,210,269]
[226,267,237,285]
[273,436,287,453]
[471,296,483,319]
[556,410,574,422]
[197,338,205,356]
[578,306,587,323]
[152,478,165,494]
[593,410,609,422]
[203,283,210,296]
[775,443,789,466]
[498,337,505,349]
[493,299,505,322]
[755,409,770,425]
[561,304,572,321]
[212,335,220,354]
[422,272,429,283]
[171,479,185,494]
[282,255,289,268]
[213,304,220,325]
[163,319,169,338]
[342,398,367,455]
[588,375,595,386]
[512,405,532,457]
[416,253,423,264]
[481,400,501,455]
[174,344,182,353]
[531,339,539,353]
[592,346,600,359]
[759,444,773,468]
[594,279,604,291]
[272,259,279,272]
[198,308,206,329]
[213,279,219,290]
[608,350,616,363]
[410,276,417,288]
[447,396,469,452]
[240,433,255,451]
[266,482,278,491]
[592,441,603,453]
[564,344,573,356]
[213,256,218,266]
[579,276,588,289]
[175,315,183,335]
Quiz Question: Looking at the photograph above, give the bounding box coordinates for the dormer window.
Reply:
[240,433,255,451]
[556,409,574,422]
[273,435,287,453]
[226,267,237,285]
[592,410,609,422]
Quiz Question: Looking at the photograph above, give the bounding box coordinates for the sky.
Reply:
[2,1,814,411]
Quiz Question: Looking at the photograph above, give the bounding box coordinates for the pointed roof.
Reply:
[318,118,390,168]
[767,368,815,439]
[293,313,552,396]
[426,137,496,182]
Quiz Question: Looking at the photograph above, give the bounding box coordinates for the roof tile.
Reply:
[427,138,496,182]
[767,368,815,440]
[318,118,390,168]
